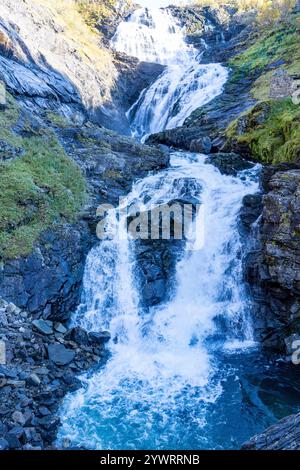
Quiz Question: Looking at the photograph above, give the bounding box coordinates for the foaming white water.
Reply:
[58,153,260,450]
[129,62,228,136]
[112,8,228,136]
[57,6,260,451]
[111,8,188,64]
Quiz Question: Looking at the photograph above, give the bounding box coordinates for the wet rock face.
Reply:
[245,169,300,352]
[206,152,254,176]
[130,178,202,309]
[168,5,245,62]
[239,193,263,235]
[134,239,185,309]
[113,53,165,123]
[0,224,91,322]
[242,412,300,450]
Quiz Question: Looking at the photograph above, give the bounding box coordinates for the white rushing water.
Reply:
[112,8,228,136]
[57,7,260,450]
[58,152,259,449]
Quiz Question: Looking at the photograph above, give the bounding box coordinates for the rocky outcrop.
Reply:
[168,4,247,62]
[58,125,169,208]
[0,0,114,126]
[131,178,201,309]
[206,152,254,176]
[245,168,300,352]
[0,297,110,450]
[242,412,300,450]
[0,224,91,322]
[146,73,256,153]
[113,52,165,123]
[134,239,185,309]
[0,0,163,134]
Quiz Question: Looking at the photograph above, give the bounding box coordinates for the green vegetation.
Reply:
[77,0,117,28]
[224,8,300,165]
[192,0,297,26]
[76,0,132,28]
[0,94,87,260]
[32,0,114,78]
[46,111,70,128]
[226,99,300,164]
[229,14,300,81]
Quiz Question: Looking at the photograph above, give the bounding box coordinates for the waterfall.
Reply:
[112,8,228,137]
[58,153,260,449]
[57,8,262,450]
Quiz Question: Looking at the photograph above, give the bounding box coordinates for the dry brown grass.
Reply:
[31,0,113,74]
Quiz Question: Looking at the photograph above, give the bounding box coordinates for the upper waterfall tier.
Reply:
[112,7,228,137]
[111,7,190,64]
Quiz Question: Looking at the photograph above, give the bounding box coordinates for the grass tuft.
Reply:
[0,94,86,260]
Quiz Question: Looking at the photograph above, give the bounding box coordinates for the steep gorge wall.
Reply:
[0,0,163,133]
[0,0,169,321]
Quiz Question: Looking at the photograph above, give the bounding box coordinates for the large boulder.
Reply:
[0,224,91,322]
[206,152,254,176]
[47,344,75,366]
[130,177,202,308]
[242,412,300,450]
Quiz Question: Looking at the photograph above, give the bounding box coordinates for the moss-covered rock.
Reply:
[0,94,87,260]
[225,99,300,164]
[229,14,300,81]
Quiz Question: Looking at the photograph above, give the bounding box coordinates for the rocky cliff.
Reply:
[245,165,300,352]
[242,411,300,450]
[0,0,162,133]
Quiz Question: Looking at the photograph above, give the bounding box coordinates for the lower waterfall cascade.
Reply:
[57,7,300,450]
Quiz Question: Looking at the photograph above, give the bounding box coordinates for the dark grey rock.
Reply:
[0,422,8,436]
[0,224,91,322]
[0,438,9,450]
[12,411,26,426]
[65,327,89,346]
[206,153,254,176]
[0,139,24,161]
[54,323,67,334]
[88,331,111,345]
[190,136,212,154]
[242,412,300,450]
[239,193,262,234]
[38,406,50,417]
[245,170,300,351]
[27,373,41,387]
[32,319,53,335]
[47,344,75,366]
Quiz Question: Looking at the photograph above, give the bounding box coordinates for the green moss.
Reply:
[103,168,122,180]
[0,93,22,146]
[46,111,70,128]
[76,0,132,28]
[229,15,300,80]
[226,99,300,164]
[0,95,87,260]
